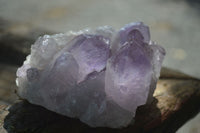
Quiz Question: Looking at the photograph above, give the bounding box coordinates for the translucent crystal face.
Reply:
[119,22,150,44]
[16,22,165,128]
[105,42,152,113]
[67,34,110,82]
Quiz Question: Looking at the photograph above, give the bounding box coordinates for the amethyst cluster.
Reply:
[16,22,165,128]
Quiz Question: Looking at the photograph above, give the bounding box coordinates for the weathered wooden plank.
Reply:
[0,104,8,133]
[160,67,195,80]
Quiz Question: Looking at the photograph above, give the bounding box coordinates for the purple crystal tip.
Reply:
[16,22,165,128]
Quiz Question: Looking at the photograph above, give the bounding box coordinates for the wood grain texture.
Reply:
[0,104,8,133]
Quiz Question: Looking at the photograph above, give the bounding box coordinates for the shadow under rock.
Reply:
[4,99,161,133]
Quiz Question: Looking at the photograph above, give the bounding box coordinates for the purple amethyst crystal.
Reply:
[16,22,165,128]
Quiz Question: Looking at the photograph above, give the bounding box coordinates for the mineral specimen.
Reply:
[16,22,165,128]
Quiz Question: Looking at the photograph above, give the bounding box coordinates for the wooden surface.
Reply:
[0,22,200,133]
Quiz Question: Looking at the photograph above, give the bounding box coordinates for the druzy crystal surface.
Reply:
[16,22,165,128]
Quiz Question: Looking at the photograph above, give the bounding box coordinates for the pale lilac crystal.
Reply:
[119,22,150,44]
[67,34,110,82]
[105,42,153,113]
[16,22,165,128]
